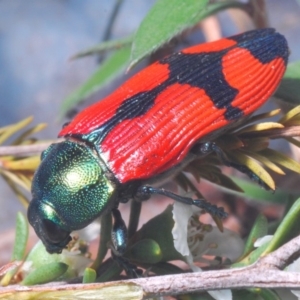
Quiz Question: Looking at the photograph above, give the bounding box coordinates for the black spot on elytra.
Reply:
[73,29,288,146]
[229,28,289,65]
[160,52,242,121]
[83,85,166,144]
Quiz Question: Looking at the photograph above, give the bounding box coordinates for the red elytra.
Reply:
[59,28,288,184]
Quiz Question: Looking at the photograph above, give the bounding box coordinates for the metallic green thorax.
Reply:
[28,140,116,253]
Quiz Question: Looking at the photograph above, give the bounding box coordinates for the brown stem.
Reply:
[0,141,59,157]
[1,235,300,297]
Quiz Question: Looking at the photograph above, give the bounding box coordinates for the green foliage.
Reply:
[60,45,132,117]
[1,1,300,299]
[275,61,300,105]
[21,262,68,286]
[129,0,209,69]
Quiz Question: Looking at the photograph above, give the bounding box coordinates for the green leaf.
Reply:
[228,150,275,190]
[0,213,29,286]
[242,214,268,257]
[0,117,33,145]
[234,239,269,267]
[228,177,294,205]
[21,262,68,285]
[275,61,300,105]
[129,205,183,262]
[130,0,208,68]
[262,197,300,255]
[25,241,90,280]
[82,268,97,284]
[12,212,29,261]
[129,0,248,69]
[260,148,300,174]
[60,45,131,117]
[71,35,133,59]
[126,239,162,264]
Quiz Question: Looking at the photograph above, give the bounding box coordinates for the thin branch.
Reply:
[1,235,300,297]
[0,141,58,157]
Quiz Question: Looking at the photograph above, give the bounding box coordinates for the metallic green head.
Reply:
[28,140,116,254]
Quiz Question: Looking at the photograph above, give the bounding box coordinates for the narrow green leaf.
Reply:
[82,268,97,284]
[278,105,300,123]
[229,151,275,190]
[233,239,269,267]
[129,0,248,69]
[21,262,68,286]
[275,61,300,104]
[2,176,30,208]
[12,123,47,145]
[71,35,133,59]
[260,148,300,174]
[206,170,244,192]
[262,197,300,255]
[242,214,268,257]
[0,169,30,192]
[60,45,131,117]
[12,212,29,261]
[228,177,293,205]
[241,150,285,175]
[0,117,33,145]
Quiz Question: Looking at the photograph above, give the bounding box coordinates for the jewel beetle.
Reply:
[28,28,289,257]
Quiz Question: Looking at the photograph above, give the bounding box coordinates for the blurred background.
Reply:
[0,0,300,265]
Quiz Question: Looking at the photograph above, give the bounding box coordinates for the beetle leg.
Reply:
[136,186,227,219]
[111,208,128,256]
[111,208,143,278]
[111,252,143,278]
[197,142,272,191]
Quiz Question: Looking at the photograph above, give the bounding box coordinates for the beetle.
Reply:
[28,28,288,261]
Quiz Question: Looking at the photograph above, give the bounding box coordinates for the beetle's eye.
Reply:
[42,219,70,244]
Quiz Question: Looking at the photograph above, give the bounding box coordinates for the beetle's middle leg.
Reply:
[193,141,272,191]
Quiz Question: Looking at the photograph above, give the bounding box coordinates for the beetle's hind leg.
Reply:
[195,142,273,191]
[136,186,228,219]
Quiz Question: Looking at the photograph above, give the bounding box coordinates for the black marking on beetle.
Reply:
[229,28,289,65]
[82,84,167,145]
[160,51,242,120]
[68,29,288,147]
[82,49,243,146]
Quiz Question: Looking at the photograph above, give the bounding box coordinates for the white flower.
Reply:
[172,201,244,300]
[172,202,244,263]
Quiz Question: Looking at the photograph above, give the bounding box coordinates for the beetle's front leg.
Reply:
[110,207,142,277]
[135,186,227,219]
